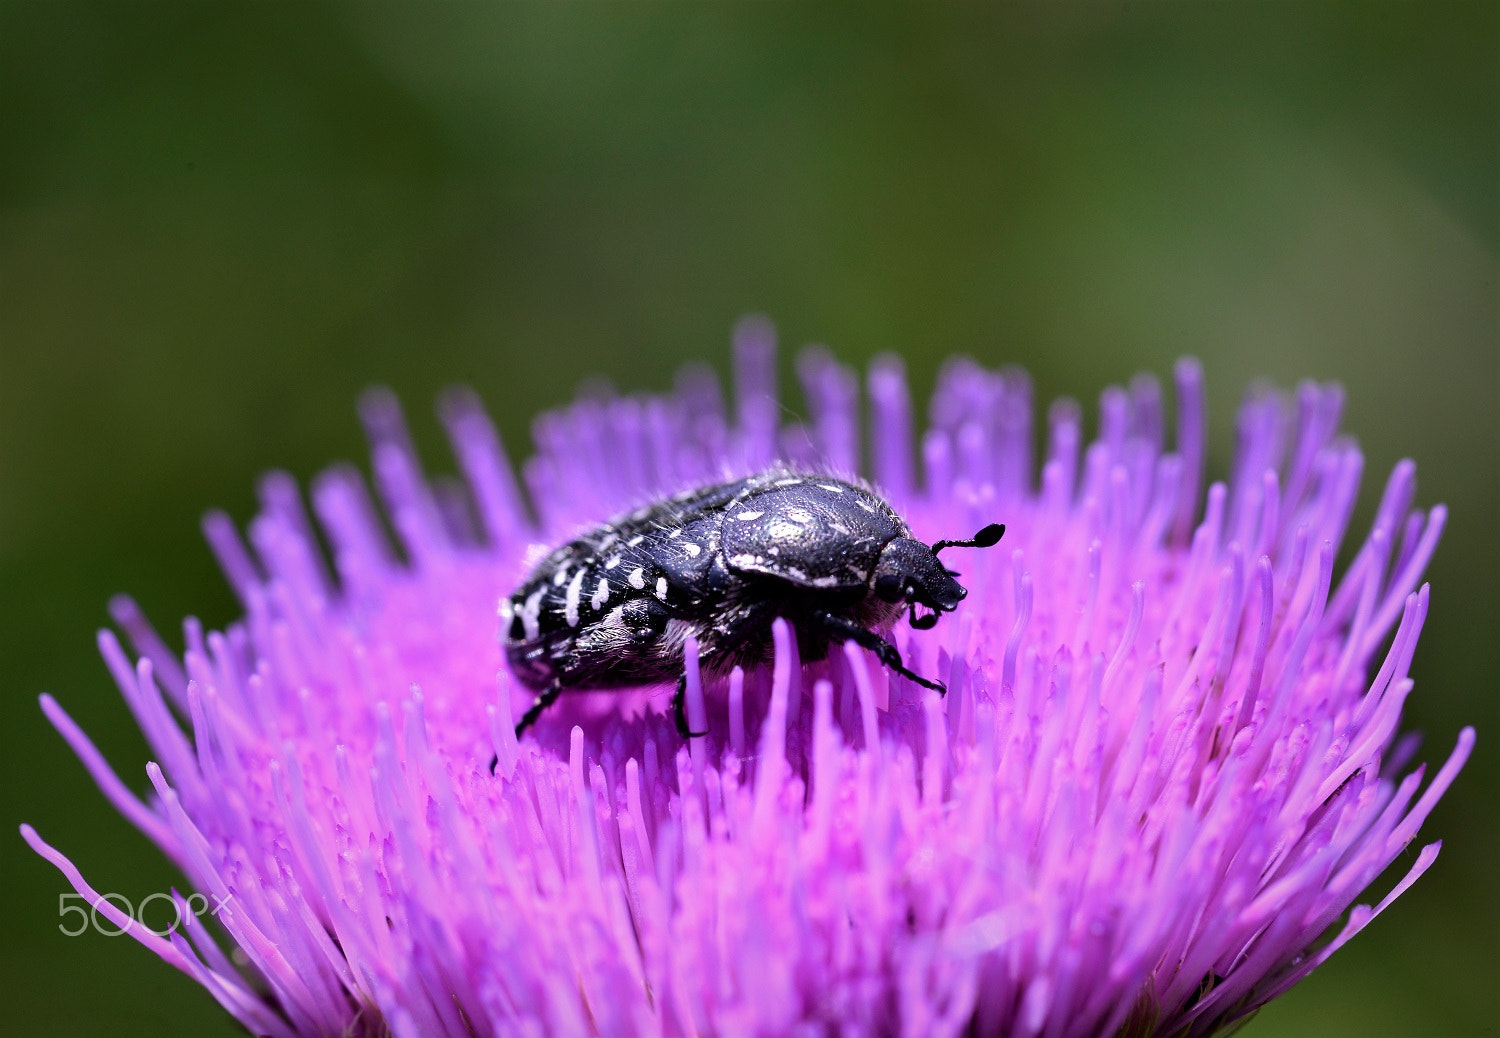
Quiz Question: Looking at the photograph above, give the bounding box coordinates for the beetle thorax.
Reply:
[719,476,906,590]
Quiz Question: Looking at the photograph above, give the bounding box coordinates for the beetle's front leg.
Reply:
[810,610,947,695]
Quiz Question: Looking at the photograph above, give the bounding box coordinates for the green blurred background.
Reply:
[2,2,1494,1034]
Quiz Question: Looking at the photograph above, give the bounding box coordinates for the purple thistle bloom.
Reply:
[24,318,1472,1037]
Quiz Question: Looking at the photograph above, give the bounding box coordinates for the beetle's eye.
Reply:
[874,572,905,602]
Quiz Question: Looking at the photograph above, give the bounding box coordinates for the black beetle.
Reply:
[499,469,1003,743]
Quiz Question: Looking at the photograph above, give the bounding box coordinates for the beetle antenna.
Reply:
[931,523,1005,557]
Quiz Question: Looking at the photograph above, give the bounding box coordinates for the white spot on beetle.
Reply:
[564,569,588,627]
[591,578,609,611]
[628,568,647,589]
[736,510,764,521]
[829,520,851,535]
[669,528,682,538]
[627,535,645,547]
[818,483,844,493]
[605,556,622,569]
[655,577,669,602]
[553,567,570,586]
[775,477,803,486]
[684,542,702,557]
[787,507,814,523]
[520,589,545,640]
[856,500,877,512]
[811,575,840,588]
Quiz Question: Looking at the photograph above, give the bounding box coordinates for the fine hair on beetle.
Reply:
[494,468,1002,765]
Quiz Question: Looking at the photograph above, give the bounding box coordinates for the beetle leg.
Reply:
[811,610,947,695]
[491,681,565,774]
[515,680,565,738]
[672,674,710,740]
[623,596,670,643]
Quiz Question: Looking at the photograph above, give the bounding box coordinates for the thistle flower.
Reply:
[24,318,1471,1037]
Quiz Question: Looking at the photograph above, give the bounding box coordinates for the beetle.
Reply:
[499,469,1003,744]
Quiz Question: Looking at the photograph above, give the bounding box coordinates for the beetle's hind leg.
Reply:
[811,610,947,695]
[672,674,710,740]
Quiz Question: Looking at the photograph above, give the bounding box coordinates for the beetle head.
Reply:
[873,523,1005,629]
